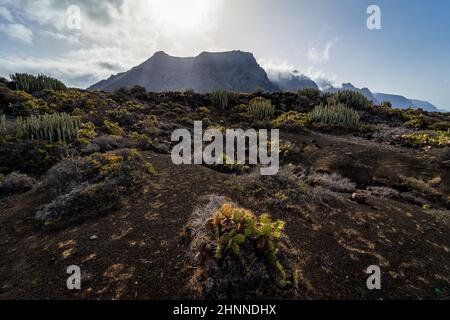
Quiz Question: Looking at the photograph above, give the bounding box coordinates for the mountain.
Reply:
[410,99,439,112]
[324,83,379,103]
[322,82,440,112]
[88,50,278,93]
[270,70,318,91]
[372,93,413,109]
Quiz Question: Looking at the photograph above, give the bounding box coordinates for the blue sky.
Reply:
[0,0,449,109]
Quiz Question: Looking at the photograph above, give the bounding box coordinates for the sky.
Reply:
[0,0,449,110]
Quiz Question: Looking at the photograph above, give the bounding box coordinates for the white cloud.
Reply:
[258,58,296,81]
[0,46,138,87]
[307,37,339,63]
[0,23,33,43]
[0,0,226,87]
[259,57,339,89]
[0,6,13,22]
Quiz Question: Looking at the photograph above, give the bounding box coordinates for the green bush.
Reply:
[309,102,361,127]
[9,73,67,93]
[211,89,234,110]
[248,97,275,120]
[15,113,81,142]
[332,90,370,110]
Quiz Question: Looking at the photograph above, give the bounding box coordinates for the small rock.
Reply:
[351,191,370,204]
[205,278,215,294]
[0,284,12,294]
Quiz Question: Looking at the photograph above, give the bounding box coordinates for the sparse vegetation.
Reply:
[36,149,154,228]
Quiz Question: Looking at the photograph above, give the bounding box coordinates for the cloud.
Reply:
[307,37,339,63]
[259,58,296,81]
[0,23,33,43]
[259,57,339,89]
[0,46,137,87]
[0,6,13,22]
[0,0,225,87]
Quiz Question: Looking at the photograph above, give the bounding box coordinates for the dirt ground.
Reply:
[0,131,449,300]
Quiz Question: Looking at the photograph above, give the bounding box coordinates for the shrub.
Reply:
[15,113,81,142]
[298,88,321,101]
[309,103,361,128]
[36,149,154,228]
[0,113,7,134]
[79,122,97,139]
[211,89,234,110]
[403,115,426,129]
[0,172,35,197]
[332,90,370,110]
[9,73,66,93]
[0,140,68,175]
[197,107,211,114]
[398,131,450,148]
[430,121,450,132]
[248,97,275,120]
[273,111,311,130]
[308,173,356,193]
[103,120,125,136]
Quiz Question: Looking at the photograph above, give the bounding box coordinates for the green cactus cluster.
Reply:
[15,113,81,142]
[331,90,370,110]
[9,73,67,93]
[247,97,275,120]
[309,102,361,128]
[211,89,234,110]
[211,204,297,288]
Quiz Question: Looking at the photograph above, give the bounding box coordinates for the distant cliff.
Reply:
[88,50,278,93]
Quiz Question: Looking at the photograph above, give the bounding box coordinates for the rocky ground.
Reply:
[0,84,449,299]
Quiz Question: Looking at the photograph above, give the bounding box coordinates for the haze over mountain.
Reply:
[324,83,440,112]
[269,70,318,92]
[89,51,278,93]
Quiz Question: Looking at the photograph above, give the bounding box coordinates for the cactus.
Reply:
[331,90,370,110]
[309,102,361,127]
[14,113,81,142]
[211,89,234,110]
[9,73,67,93]
[247,97,275,120]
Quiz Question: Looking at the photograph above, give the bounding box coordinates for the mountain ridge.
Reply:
[89,50,444,112]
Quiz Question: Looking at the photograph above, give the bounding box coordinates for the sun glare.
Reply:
[147,0,213,32]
